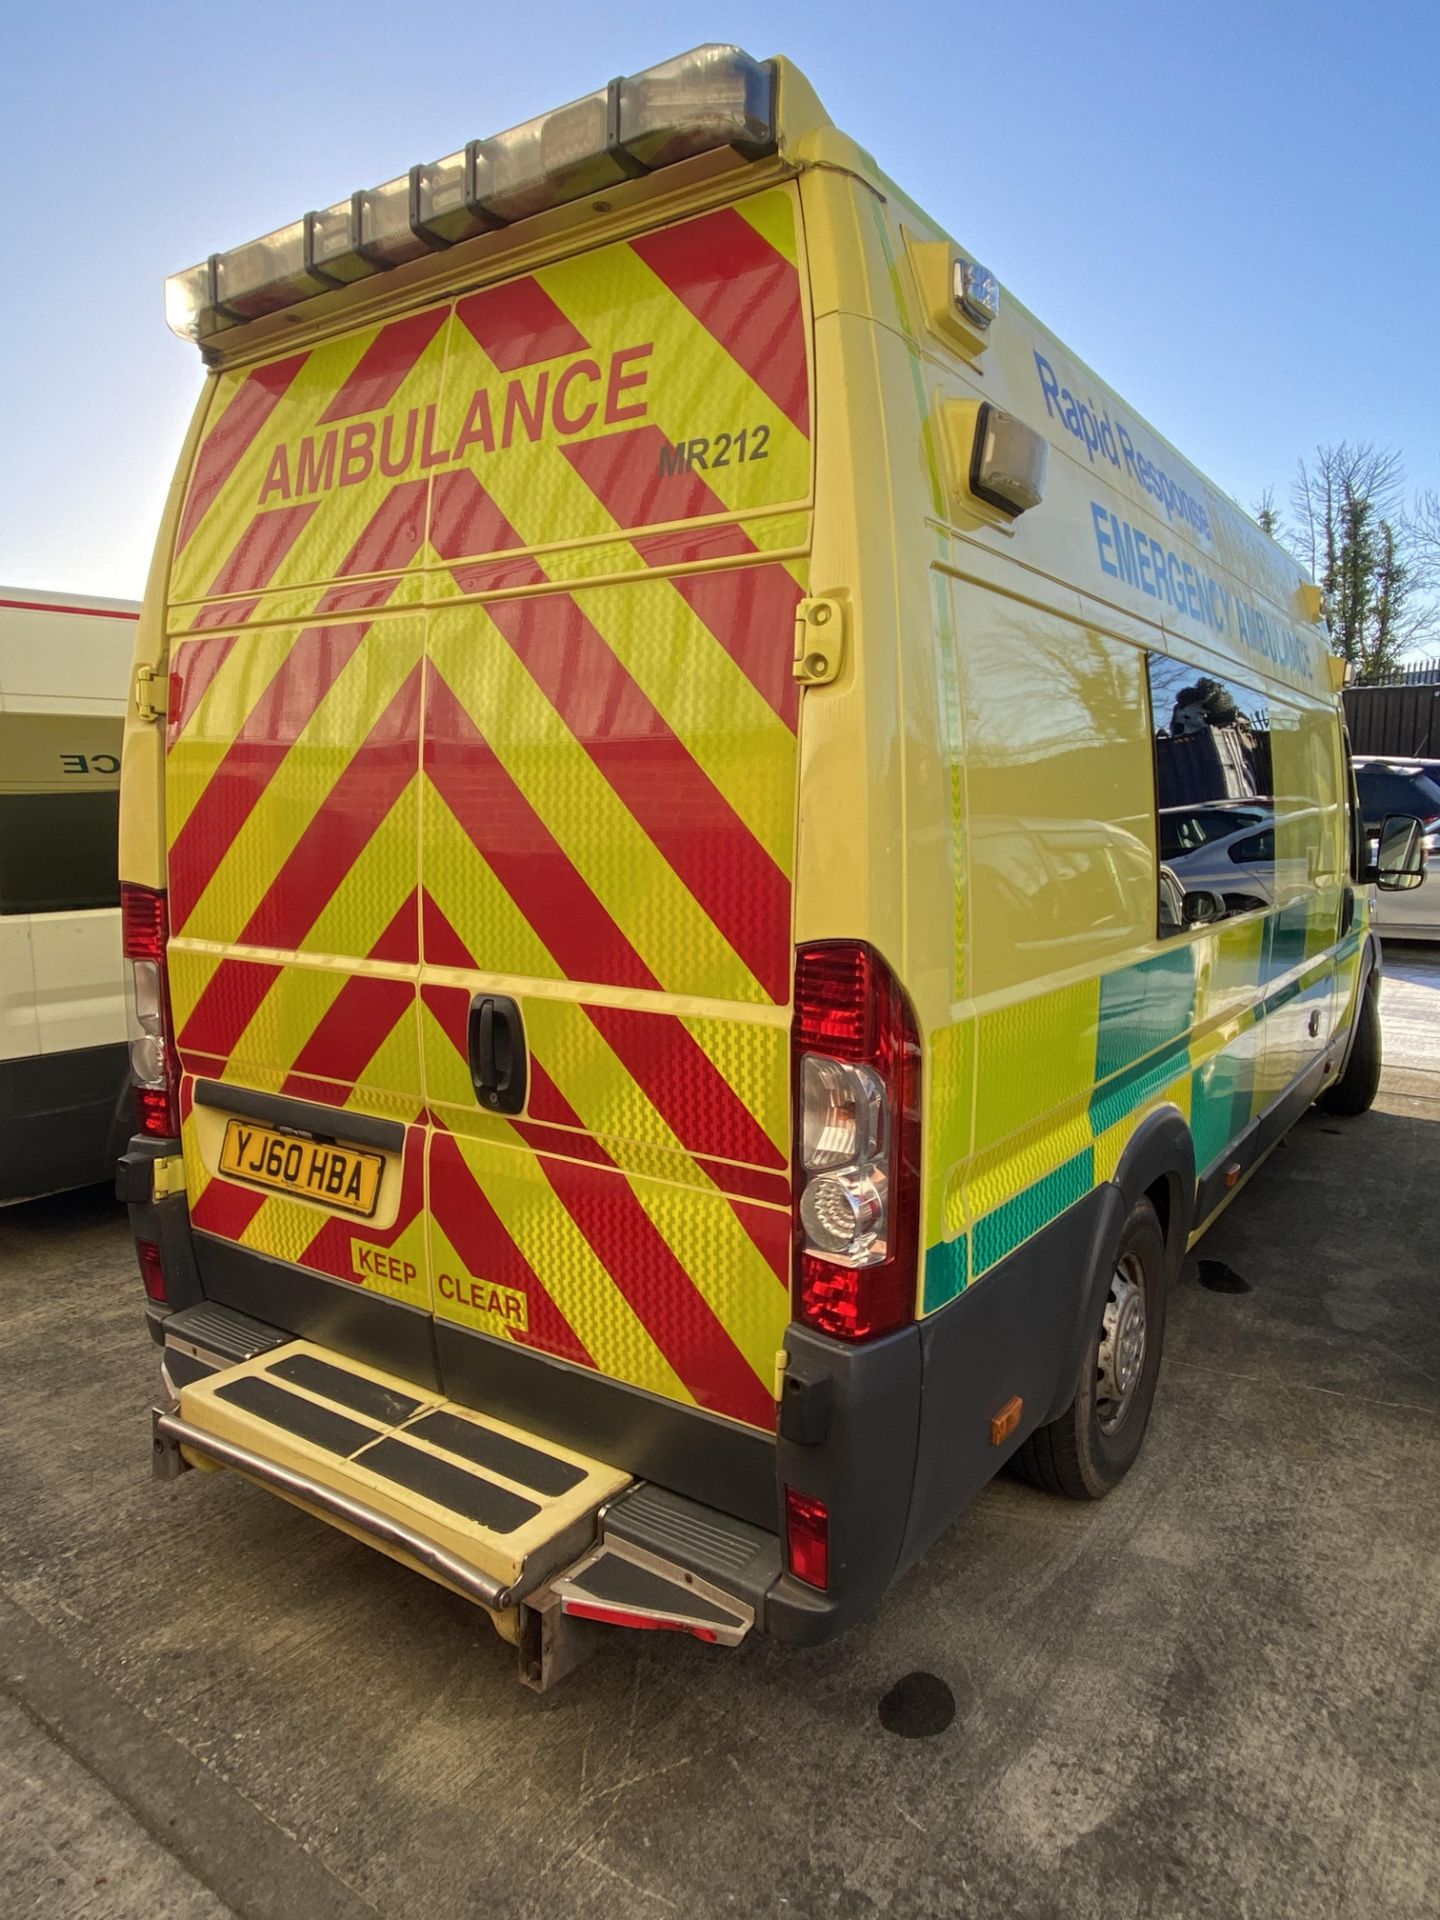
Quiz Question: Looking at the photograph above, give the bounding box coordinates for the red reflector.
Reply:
[784,1487,830,1590]
[561,1602,718,1643]
[799,1251,916,1343]
[121,883,169,960]
[136,1238,167,1303]
[134,1083,180,1139]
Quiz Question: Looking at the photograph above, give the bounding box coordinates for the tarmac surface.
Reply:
[3,949,1437,1920]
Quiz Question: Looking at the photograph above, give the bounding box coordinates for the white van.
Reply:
[1,588,137,1203]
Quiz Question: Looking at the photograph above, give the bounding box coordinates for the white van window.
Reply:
[1147,655,1275,935]
[0,790,121,915]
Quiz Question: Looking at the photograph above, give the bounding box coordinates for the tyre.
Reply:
[1317,974,1382,1117]
[1011,1197,1168,1500]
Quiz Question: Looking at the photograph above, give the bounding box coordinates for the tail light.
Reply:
[784,1488,830,1589]
[792,942,921,1341]
[122,884,180,1139]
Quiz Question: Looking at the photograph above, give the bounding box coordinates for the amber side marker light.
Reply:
[989,1396,1023,1447]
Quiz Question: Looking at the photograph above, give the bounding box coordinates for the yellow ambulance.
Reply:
[120,46,1426,1682]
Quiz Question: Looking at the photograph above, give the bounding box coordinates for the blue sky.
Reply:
[4,0,1436,598]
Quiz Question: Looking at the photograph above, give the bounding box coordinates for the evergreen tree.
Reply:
[1282,444,1437,683]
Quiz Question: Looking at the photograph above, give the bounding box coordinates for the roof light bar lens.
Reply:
[617,44,775,167]
[164,44,775,343]
[309,198,374,285]
[212,219,334,322]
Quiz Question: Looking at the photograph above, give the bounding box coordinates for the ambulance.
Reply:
[2,588,137,1204]
[121,46,1426,1683]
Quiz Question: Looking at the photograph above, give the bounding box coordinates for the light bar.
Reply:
[166,44,775,344]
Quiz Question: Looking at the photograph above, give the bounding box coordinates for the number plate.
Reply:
[218,1119,384,1217]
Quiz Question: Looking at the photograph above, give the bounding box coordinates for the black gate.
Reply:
[1342,668,1440,757]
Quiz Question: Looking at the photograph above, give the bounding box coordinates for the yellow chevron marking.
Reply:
[166,625,297,841]
[547,240,810,519]
[735,188,801,265]
[429,606,766,1002]
[300,784,418,962]
[177,622,420,947]
[167,945,225,1037]
[572,574,798,876]
[171,323,447,604]
[422,791,558,983]
[436,1130,694,1405]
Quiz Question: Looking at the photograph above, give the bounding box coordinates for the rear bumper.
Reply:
[135,1173,1111,1648]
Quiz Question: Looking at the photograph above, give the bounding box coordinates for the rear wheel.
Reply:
[1317,975,1382,1116]
[1011,1197,1167,1500]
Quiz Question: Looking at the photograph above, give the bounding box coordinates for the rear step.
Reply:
[158,1340,630,1606]
[550,1539,755,1645]
[153,1309,783,1686]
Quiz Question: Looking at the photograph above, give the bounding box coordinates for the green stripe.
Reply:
[923,1233,968,1312]
[1088,1036,1192,1136]
[972,1146,1095,1279]
[1094,946,1197,1083]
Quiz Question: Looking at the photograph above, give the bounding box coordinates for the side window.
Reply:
[0,791,121,914]
[1146,655,1273,937]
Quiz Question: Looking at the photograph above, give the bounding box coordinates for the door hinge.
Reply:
[134,663,167,724]
[792,596,846,685]
[150,1154,187,1201]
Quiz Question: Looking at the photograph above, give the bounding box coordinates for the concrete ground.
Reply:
[2,952,1436,1920]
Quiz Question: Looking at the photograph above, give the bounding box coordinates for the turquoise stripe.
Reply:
[1088,1036,1192,1136]
[972,1146,1095,1279]
[922,1233,968,1313]
[1094,946,1197,1082]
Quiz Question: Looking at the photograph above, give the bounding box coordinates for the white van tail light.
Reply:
[792,944,921,1342]
[166,45,776,344]
[122,884,180,1140]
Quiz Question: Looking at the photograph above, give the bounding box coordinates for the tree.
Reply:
[1284,443,1437,683]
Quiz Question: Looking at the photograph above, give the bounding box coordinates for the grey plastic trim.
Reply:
[193,1079,405,1152]
[152,1409,516,1610]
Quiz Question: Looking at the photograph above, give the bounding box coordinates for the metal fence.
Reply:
[1387,659,1440,688]
[1343,675,1440,756]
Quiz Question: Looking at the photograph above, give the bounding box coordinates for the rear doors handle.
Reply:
[467,993,527,1115]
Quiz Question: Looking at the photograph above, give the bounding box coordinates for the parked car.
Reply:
[1353,758,1438,942]
[1353,758,1440,859]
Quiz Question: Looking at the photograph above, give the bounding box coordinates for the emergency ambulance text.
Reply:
[1035,351,1212,545]
[1091,502,1314,681]
[256,344,653,505]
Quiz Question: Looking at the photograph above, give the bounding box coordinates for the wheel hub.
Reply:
[1096,1259,1147,1434]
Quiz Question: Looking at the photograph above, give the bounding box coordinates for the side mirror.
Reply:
[1182,887,1225,925]
[1373,813,1426,891]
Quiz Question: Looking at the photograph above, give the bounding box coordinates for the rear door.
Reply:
[164,184,811,1432]
[418,185,813,1432]
[164,307,447,1320]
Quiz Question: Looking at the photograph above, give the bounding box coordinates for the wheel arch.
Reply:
[1042,1105,1194,1426]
